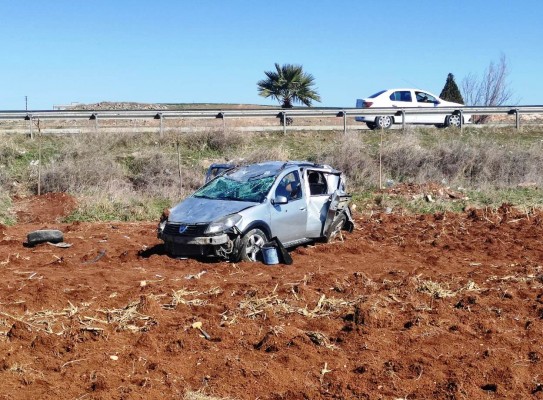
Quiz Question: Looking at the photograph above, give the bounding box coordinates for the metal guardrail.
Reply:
[1,105,542,137]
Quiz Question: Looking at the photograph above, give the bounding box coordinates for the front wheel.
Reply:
[239,228,267,262]
[375,115,393,129]
[445,114,462,127]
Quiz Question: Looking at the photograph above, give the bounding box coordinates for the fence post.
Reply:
[401,110,406,132]
[176,139,183,195]
[459,110,463,132]
[160,113,164,137]
[515,109,520,130]
[282,112,287,134]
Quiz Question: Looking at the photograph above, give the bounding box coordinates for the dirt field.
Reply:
[1,193,542,399]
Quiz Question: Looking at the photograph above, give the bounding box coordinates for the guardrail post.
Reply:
[25,114,33,139]
[459,110,463,132]
[515,109,520,130]
[336,111,347,134]
[282,112,287,134]
[216,112,226,132]
[155,113,164,137]
[90,113,98,133]
[401,110,406,132]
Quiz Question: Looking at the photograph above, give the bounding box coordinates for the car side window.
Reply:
[390,91,412,102]
[307,171,328,196]
[416,91,437,103]
[275,171,302,201]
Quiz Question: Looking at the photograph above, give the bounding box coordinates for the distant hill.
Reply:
[65,102,276,111]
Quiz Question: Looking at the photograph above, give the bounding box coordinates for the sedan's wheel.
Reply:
[445,114,462,127]
[239,228,267,262]
[366,122,377,130]
[375,115,393,129]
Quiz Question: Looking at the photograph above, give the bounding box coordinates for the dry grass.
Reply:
[2,126,543,223]
[380,132,543,188]
[98,297,156,332]
[162,287,222,310]
[238,289,363,320]
[416,279,456,299]
[184,390,236,400]
[320,134,378,189]
[180,128,247,154]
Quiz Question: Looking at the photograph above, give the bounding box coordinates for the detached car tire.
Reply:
[26,229,64,246]
[239,228,267,262]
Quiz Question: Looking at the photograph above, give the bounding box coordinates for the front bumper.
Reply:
[160,233,228,246]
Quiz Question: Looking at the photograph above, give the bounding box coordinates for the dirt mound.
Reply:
[0,203,542,399]
[12,192,77,224]
[66,101,169,111]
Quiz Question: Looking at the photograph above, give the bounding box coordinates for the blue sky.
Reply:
[1,1,542,110]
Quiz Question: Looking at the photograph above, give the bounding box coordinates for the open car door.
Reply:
[305,168,353,239]
[322,190,352,239]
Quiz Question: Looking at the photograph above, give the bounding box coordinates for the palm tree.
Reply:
[257,63,321,108]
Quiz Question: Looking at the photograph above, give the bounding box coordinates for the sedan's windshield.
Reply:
[193,175,276,203]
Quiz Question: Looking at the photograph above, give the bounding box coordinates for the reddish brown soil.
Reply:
[0,195,542,399]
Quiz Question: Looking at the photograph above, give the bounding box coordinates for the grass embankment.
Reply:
[0,125,542,224]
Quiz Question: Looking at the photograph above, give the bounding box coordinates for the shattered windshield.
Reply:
[193,173,276,203]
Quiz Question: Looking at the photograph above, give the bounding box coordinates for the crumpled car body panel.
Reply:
[158,161,354,260]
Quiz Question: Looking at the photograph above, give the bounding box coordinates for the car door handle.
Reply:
[299,207,306,211]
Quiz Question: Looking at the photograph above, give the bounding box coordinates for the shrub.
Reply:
[239,143,291,164]
[379,133,543,188]
[180,129,247,153]
[320,134,378,189]
[40,156,128,194]
[125,151,204,199]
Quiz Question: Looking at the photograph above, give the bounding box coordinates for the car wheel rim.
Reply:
[245,234,265,261]
[449,115,460,126]
[378,116,391,128]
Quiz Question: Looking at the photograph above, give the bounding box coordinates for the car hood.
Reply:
[168,197,256,224]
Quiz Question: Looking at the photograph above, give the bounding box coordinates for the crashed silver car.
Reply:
[158,161,354,262]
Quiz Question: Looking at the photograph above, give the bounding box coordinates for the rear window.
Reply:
[368,90,386,99]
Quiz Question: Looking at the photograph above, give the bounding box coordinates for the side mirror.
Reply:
[272,196,288,205]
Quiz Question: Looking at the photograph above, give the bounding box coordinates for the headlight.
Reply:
[205,214,242,234]
[158,219,167,233]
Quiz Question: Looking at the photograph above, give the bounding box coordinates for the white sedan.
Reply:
[355,88,471,129]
